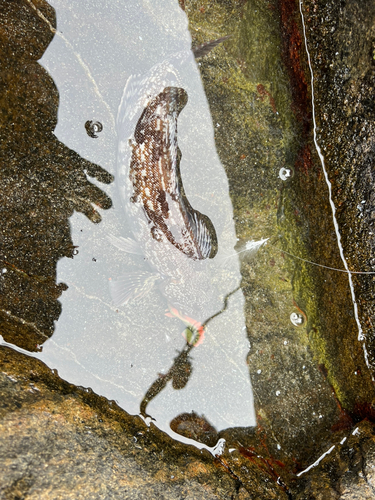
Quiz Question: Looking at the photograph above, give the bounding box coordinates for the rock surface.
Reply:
[294,421,375,499]
[298,0,375,381]
[0,346,250,500]
[2,0,375,498]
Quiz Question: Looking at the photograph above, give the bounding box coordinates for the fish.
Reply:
[111,39,229,340]
[128,86,217,260]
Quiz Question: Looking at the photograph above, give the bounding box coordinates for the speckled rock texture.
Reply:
[277,0,375,415]
[2,0,375,498]
[297,0,375,376]
[0,346,251,500]
[294,420,375,499]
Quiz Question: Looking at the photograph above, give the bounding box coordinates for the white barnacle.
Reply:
[279,167,293,181]
[290,312,304,326]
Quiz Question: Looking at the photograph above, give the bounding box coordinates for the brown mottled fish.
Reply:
[110,38,228,337]
[129,86,217,260]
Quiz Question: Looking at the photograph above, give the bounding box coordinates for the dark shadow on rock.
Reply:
[140,343,194,420]
[170,412,218,448]
[0,345,250,500]
[0,0,113,352]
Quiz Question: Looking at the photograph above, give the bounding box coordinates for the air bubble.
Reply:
[85,120,103,138]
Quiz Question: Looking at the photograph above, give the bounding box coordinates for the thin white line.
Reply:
[274,246,375,274]
[26,0,115,129]
[299,2,365,348]
[0,309,49,340]
[297,445,335,476]
[237,241,375,275]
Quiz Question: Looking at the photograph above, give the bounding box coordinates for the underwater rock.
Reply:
[293,420,375,499]
[170,412,218,447]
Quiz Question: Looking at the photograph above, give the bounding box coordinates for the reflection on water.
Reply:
[3,1,375,494]
[0,0,255,449]
[0,0,113,352]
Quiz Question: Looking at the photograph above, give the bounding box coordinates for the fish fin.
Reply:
[109,271,159,307]
[190,210,218,259]
[192,35,231,59]
[107,234,143,255]
[117,73,142,127]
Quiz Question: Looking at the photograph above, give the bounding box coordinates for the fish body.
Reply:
[114,50,220,323]
[129,86,217,261]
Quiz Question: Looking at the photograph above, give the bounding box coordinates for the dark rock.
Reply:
[0,0,56,61]
[294,420,375,499]
[170,412,218,447]
[0,346,250,499]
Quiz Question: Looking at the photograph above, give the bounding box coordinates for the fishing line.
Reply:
[298,0,366,348]
[222,239,375,275]
[263,242,375,276]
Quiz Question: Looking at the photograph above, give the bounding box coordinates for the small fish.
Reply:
[129,86,217,260]
[111,38,228,331]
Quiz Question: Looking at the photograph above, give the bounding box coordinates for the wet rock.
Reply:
[301,0,375,370]
[0,346,250,499]
[170,412,218,447]
[273,0,375,417]
[288,0,375,410]
[293,420,375,499]
[0,0,56,61]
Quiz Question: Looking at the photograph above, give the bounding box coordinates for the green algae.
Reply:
[186,0,305,343]
[184,0,346,471]
[183,0,375,477]
[279,149,374,412]
[2,0,375,497]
